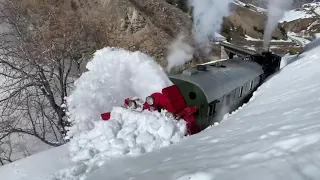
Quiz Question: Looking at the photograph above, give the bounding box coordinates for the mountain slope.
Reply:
[280,2,320,39]
[23,0,193,68]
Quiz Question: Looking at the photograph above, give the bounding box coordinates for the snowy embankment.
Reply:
[83,47,320,179]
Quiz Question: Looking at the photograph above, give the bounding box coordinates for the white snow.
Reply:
[51,107,187,180]
[315,7,320,15]
[65,47,173,140]
[244,35,260,41]
[279,2,320,23]
[2,41,320,180]
[279,10,314,23]
[47,47,186,180]
[0,145,71,180]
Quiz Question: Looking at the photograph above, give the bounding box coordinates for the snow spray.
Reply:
[263,0,293,49]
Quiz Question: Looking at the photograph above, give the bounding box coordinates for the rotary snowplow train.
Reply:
[101,50,282,135]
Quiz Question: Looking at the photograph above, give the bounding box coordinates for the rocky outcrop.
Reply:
[69,0,193,67]
[221,4,286,40]
[23,0,193,67]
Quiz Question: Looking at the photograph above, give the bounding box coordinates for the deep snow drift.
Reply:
[49,47,187,180]
[82,46,320,179]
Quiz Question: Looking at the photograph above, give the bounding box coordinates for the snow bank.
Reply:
[52,107,187,180]
[48,47,186,180]
[84,41,320,180]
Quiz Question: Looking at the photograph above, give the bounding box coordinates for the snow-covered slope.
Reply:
[0,145,71,180]
[82,46,320,179]
[234,0,267,13]
[280,2,320,23]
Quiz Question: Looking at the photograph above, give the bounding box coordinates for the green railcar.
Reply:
[168,58,265,130]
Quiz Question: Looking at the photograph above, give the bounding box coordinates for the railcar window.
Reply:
[226,94,231,105]
[207,102,216,116]
[189,92,197,100]
[249,81,253,90]
[239,87,243,98]
[231,90,236,104]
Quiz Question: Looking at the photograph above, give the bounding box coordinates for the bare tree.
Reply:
[0,136,13,165]
[0,0,107,165]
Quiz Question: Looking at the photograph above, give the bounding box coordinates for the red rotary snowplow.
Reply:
[101,85,200,135]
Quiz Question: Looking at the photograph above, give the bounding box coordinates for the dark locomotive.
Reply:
[101,50,282,135]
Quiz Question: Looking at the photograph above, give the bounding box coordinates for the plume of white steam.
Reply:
[166,34,194,72]
[263,0,293,49]
[188,0,235,53]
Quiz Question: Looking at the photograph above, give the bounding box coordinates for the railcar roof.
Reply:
[168,58,264,103]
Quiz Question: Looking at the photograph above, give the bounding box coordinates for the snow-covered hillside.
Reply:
[234,0,267,13]
[85,41,320,180]
[1,40,320,180]
[280,2,320,23]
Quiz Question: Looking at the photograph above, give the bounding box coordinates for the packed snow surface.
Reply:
[0,145,71,180]
[83,46,320,179]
